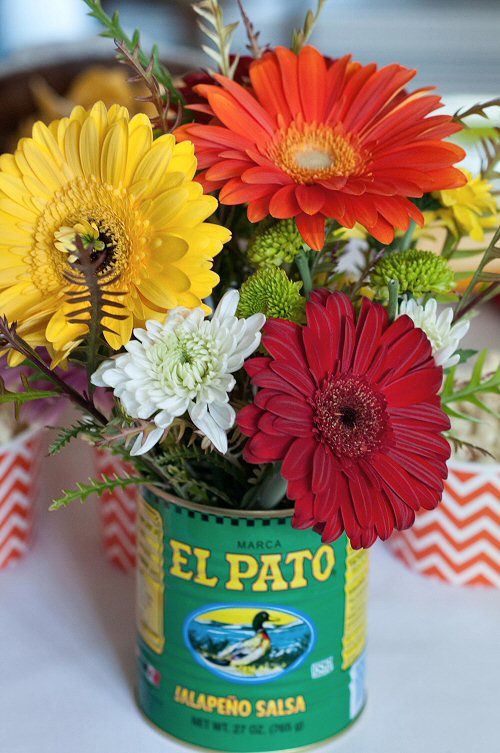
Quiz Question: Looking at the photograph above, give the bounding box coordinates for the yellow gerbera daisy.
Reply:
[429,169,498,242]
[0,102,230,364]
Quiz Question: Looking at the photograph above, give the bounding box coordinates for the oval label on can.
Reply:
[183,604,316,684]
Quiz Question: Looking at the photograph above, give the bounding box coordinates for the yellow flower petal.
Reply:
[100,119,128,185]
[102,309,133,350]
[80,117,100,177]
[0,104,228,362]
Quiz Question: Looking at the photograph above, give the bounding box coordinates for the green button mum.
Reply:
[371,249,455,298]
[247,219,304,268]
[237,267,305,323]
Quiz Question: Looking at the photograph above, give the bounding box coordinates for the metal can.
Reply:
[136,488,368,752]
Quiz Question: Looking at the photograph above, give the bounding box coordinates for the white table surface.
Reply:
[0,430,499,753]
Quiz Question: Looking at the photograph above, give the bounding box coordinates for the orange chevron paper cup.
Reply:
[0,427,43,570]
[94,449,138,573]
[387,459,500,588]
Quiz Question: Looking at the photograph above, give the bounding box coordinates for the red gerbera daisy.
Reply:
[175,46,466,250]
[237,291,451,549]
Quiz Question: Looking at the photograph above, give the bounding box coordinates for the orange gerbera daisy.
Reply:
[176,46,466,250]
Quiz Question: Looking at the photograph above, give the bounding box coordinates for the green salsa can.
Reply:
[136,488,368,752]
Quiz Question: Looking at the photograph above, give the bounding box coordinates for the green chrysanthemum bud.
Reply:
[237,267,305,322]
[371,249,454,298]
[247,219,304,268]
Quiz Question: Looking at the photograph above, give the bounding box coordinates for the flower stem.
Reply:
[388,279,399,321]
[0,319,107,425]
[441,230,458,260]
[400,220,416,251]
[296,252,313,299]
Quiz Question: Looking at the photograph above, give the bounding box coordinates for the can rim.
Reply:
[145,484,295,520]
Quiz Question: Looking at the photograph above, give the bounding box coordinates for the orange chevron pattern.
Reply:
[94,449,138,573]
[387,460,500,587]
[0,430,43,570]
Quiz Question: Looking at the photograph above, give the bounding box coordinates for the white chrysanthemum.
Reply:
[398,297,470,369]
[92,290,265,455]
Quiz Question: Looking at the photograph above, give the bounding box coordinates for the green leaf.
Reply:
[82,0,181,102]
[442,349,500,420]
[445,432,496,461]
[50,474,144,510]
[454,348,478,364]
[193,0,239,78]
[0,388,60,405]
[454,225,500,319]
[48,421,97,456]
[292,0,327,53]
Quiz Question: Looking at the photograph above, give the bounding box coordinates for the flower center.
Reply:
[313,374,389,458]
[268,121,366,185]
[149,329,222,395]
[30,177,151,293]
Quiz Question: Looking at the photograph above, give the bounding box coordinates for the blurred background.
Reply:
[0,0,499,95]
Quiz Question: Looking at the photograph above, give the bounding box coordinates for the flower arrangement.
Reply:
[0,0,499,552]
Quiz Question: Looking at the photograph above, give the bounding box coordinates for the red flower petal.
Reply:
[282,438,316,481]
[245,356,271,378]
[241,290,450,548]
[311,443,335,494]
[244,431,293,463]
[266,394,313,424]
[352,298,388,375]
[270,361,316,397]
[262,319,306,371]
[381,369,442,406]
[237,404,263,436]
[302,300,339,382]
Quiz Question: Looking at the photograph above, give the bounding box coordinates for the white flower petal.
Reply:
[97,289,262,452]
[212,289,239,322]
[130,426,164,456]
[192,410,228,453]
[397,297,468,369]
[91,361,112,387]
[154,410,175,429]
[209,401,235,430]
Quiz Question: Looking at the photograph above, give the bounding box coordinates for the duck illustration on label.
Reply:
[184,605,316,683]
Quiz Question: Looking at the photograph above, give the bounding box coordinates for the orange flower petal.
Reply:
[180,50,466,250]
[203,89,271,144]
[342,195,378,227]
[275,47,302,117]
[206,159,252,181]
[220,179,272,205]
[269,184,301,218]
[249,52,292,125]
[298,46,327,123]
[324,55,352,115]
[365,214,395,244]
[295,212,326,250]
[212,73,276,133]
[295,185,326,215]
[242,165,289,185]
[247,195,272,223]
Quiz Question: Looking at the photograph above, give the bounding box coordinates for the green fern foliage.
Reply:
[442,349,500,420]
[50,474,143,510]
